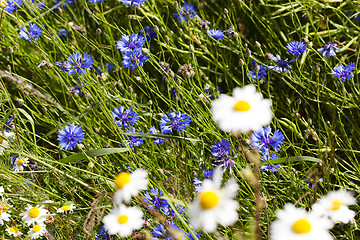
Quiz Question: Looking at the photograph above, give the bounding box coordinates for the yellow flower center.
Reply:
[61,205,70,211]
[88,162,94,168]
[114,172,131,189]
[32,225,41,233]
[29,208,40,218]
[234,100,251,112]
[292,219,311,234]
[118,215,129,224]
[330,200,343,211]
[0,209,2,215]
[0,0,7,8]
[199,191,219,210]
[10,227,18,233]
[16,159,24,167]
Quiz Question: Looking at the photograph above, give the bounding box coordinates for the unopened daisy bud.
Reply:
[189,44,194,53]
[148,100,153,105]
[164,35,170,42]
[246,48,251,56]
[134,76,142,82]
[239,59,245,66]
[7,47,13,54]
[142,48,150,55]
[96,28,102,35]
[224,8,228,14]
[88,162,94,168]
[173,1,178,7]
[153,25,159,33]
[128,86,133,92]
[253,62,259,73]
[255,41,261,48]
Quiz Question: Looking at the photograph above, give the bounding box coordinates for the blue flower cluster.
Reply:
[119,0,147,7]
[193,170,214,192]
[4,0,23,12]
[112,105,139,128]
[56,52,94,75]
[57,124,85,151]
[249,60,267,81]
[19,23,42,42]
[331,62,356,82]
[211,139,237,172]
[159,111,191,134]
[173,3,197,22]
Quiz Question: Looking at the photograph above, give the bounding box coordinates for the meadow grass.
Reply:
[0,0,360,239]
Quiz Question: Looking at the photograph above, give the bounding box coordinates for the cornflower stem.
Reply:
[253,154,262,240]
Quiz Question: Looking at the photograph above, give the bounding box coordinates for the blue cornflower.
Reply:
[57,28,70,41]
[120,0,147,7]
[317,42,340,58]
[141,26,157,42]
[88,0,103,2]
[104,62,114,72]
[162,204,185,218]
[3,117,14,132]
[122,53,149,69]
[116,33,146,55]
[286,41,307,56]
[249,60,267,81]
[159,111,191,134]
[122,128,145,148]
[149,126,166,144]
[268,54,296,72]
[193,170,214,192]
[211,139,231,158]
[214,155,237,173]
[208,29,224,40]
[186,232,202,240]
[143,187,168,210]
[4,0,23,12]
[251,125,284,157]
[95,225,114,240]
[173,3,197,22]
[57,124,85,151]
[111,105,139,128]
[331,62,356,81]
[19,23,42,42]
[303,177,323,188]
[52,0,75,9]
[260,153,281,173]
[65,52,94,75]
[152,221,181,240]
[30,0,45,10]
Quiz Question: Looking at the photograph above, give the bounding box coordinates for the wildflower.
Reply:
[111,105,139,128]
[104,62,114,72]
[20,204,48,226]
[140,26,157,42]
[211,84,273,133]
[122,128,146,148]
[270,204,333,240]
[286,41,307,56]
[102,205,144,237]
[57,124,85,151]
[193,170,214,192]
[225,26,238,39]
[312,189,356,224]
[188,168,239,232]
[0,186,3,197]
[51,0,74,9]
[3,117,14,132]
[214,155,237,173]
[119,0,147,7]
[0,0,6,8]
[122,53,149,69]
[268,54,296,72]
[211,140,231,159]
[208,29,224,40]
[13,156,29,171]
[149,126,166,144]
[19,23,42,42]
[57,204,76,214]
[0,208,10,225]
[143,187,168,211]
[260,153,282,173]
[317,42,340,58]
[65,52,94,75]
[116,33,146,55]
[6,226,23,237]
[186,232,202,240]
[113,169,148,204]
[28,224,47,239]
[57,28,70,41]
[88,0,103,2]
[251,125,284,157]
[95,225,112,240]
[152,221,181,239]
[199,19,211,31]
[248,60,267,81]
[331,62,356,81]
[4,0,23,12]
[174,3,197,22]
[159,111,191,134]
[0,131,14,155]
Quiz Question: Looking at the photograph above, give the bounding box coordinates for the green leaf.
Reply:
[60,148,129,163]
[260,156,322,166]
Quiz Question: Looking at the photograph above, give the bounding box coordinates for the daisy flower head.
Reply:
[0,131,14,155]
[211,84,273,134]
[57,204,76,214]
[188,168,239,232]
[0,208,10,225]
[20,204,48,226]
[65,52,94,75]
[286,41,307,56]
[268,54,296,72]
[111,105,139,128]
[57,123,85,151]
[103,205,144,237]
[251,125,284,157]
[174,3,197,22]
[116,33,146,55]
[19,23,42,42]
[113,169,148,204]
[28,224,47,239]
[270,203,333,240]
[208,29,224,40]
[312,189,356,224]
[122,53,149,69]
[317,42,340,58]
[119,0,147,7]
[6,226,23,237]
[331,62,355,81]
[159,111,191,134]
[13,156,29,171]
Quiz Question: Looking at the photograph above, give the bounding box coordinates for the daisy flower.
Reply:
[57,204,76,214]
[28,224,47,239]
[57,124,85,151]
[211,84,273,133]
[103,205,144,237]
[188,168,239,232]
[6,226,23,237]
[270,203,333,240]
[113,169,148,204]
[0,131,14,155]
[0,208,10,225]
[13,156,29,171]
[312,189,356,224]
[19,204,48,226]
